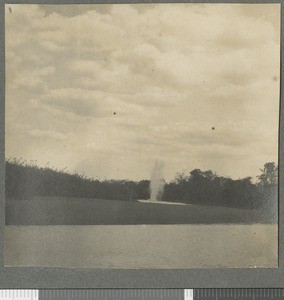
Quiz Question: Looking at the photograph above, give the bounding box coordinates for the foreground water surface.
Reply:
[5,224,277,268]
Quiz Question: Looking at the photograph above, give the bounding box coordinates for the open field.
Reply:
[5,224,278,268]
[5,196,275,225]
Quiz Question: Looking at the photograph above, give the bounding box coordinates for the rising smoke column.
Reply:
[150,160,165,202]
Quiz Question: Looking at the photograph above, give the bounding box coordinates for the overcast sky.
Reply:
[5,4,280,181]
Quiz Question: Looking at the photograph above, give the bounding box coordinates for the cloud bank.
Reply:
[5,4,280,181]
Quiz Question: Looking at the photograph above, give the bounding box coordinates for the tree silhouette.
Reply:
[257,162,278,187]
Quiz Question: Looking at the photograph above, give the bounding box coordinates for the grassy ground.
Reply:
[5,196,275,225]
[5,224,278,268]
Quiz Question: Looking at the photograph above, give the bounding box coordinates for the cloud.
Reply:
[5,3,280,181]
[30,129,66,141]
[38,88,144,119]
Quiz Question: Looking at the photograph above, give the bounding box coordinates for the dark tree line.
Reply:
[162,162,278,210]
[5,158,150,201]
[5,158,278,210]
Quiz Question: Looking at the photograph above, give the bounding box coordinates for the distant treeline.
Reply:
[163,166,277,212]
[5,158,149,202]
[5,158,278,211]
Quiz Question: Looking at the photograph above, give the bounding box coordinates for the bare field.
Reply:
[5,197,275,225]
[5,224,278,269]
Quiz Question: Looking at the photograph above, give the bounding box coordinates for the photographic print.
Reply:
[4,3,280,269]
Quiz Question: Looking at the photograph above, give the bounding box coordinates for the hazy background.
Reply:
[5,4,280,181]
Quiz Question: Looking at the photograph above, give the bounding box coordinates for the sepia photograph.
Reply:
[4,3,280,269]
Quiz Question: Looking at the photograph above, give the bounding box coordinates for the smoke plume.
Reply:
[150,160,165,202]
